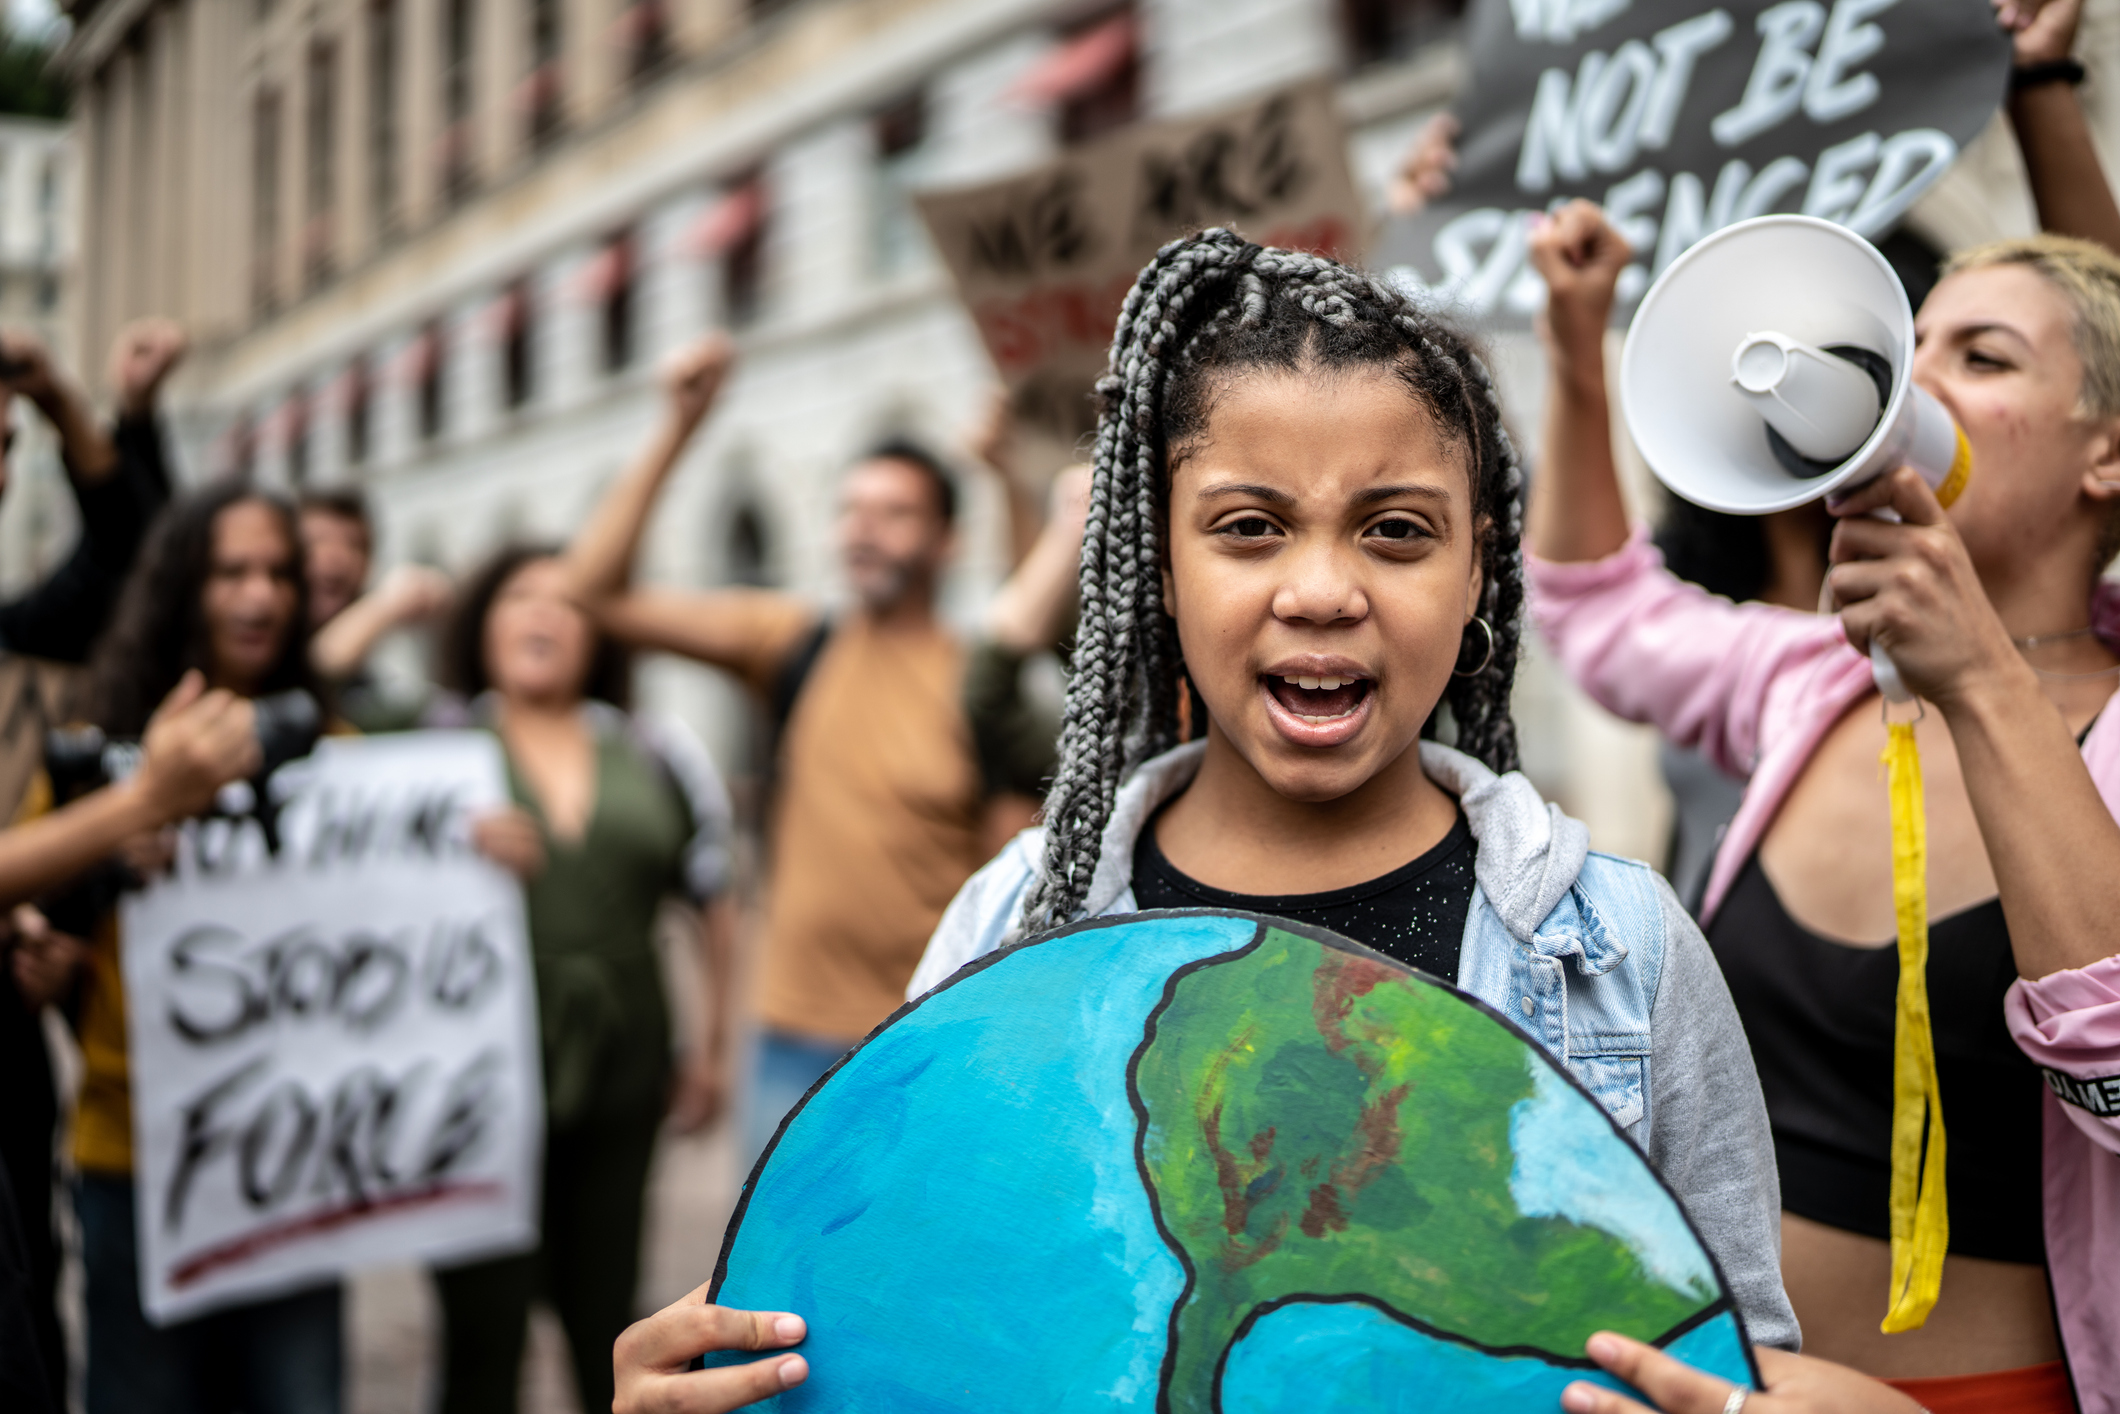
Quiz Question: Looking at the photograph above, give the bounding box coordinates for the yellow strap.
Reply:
[1881,721,1948,1332]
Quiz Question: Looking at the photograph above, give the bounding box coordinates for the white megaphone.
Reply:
[1620,215,1973,702]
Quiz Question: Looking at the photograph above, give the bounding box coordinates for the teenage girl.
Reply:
[909,228,1798,1351]
[1527,201,2120,1412]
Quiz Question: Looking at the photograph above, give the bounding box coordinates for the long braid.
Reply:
[1022,230,1526,932]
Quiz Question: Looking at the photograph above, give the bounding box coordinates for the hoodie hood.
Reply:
[1077,739,1591,944]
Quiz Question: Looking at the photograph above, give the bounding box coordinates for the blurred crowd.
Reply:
[0,1,2117,1414]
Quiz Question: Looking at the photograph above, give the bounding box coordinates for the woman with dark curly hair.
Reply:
[428,540,736,1414]
[57,482,342,1414]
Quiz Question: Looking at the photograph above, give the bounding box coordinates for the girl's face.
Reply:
[483,557,594,706]
[1912,265,2120,580]
[1164,365,1483,804]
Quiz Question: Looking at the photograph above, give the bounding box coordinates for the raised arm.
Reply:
[1521,202,1856,777]
[564,335,734,608]
[311,564,453,681]
[2002,0,2120,252]
[562,338,818,681]
[1524,202,1633,564]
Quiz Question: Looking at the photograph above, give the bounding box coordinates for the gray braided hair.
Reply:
[1020,228,1527,933]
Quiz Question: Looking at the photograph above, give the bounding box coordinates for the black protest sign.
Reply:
[918,79,1363,470]
[1377,0,2009,321]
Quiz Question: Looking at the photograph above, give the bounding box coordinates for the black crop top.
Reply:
[1706,854,2046,1265]
[1130,809,1477,981]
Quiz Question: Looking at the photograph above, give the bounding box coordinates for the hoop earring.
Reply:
[1453,616,1496,678]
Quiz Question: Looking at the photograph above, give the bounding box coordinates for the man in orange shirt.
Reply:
[566,341,1001,1162]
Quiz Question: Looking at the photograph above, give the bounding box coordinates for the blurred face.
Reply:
[1166,367,1483,804]
[1912,265,2120,579]
[300,508,371,628]
[836,458,951,611]
[203,499,301,695]
[482,557,594,706]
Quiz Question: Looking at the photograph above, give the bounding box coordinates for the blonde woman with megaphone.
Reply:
[1524,198,2120,1413]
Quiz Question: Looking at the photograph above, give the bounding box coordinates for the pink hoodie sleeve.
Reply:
[1526,528,1852,779]
[2007,957,2120,1155]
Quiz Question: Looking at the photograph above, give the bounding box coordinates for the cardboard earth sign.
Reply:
[119,732,542,1323]
[708,910,1759,1410]
[1376,0,2010,322]
[917,79,1363,469]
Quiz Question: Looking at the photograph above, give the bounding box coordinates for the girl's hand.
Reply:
[1388,113,1460,215]
[1822,466,2022,709]
[471,807,547,880]
[1527,202,1633,368]
[134,671,264,823]
[613,1283,808,1414]
[9,905,86,1008]
[1994,0,2070,51]
[1561,1332,1923,1413]
[662,336,736,434]
[668,1043,731,1134]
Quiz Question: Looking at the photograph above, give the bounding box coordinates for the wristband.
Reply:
[2011,58,2087,91]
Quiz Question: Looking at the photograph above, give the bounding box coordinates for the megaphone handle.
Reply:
[1870,642,1913,703]
[1853,503,1916,702]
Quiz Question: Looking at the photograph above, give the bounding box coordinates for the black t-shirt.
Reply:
[1129,807,1478,980]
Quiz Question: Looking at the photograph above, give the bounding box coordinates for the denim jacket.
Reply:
[910,739,1800,1350]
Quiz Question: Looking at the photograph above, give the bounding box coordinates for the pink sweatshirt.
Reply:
[1529,529,2120,1408]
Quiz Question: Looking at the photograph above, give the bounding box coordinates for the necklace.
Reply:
[2011,625,2120,680]
[2013,625,2097,650]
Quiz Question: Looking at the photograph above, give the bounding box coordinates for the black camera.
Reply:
[43,688,322,808]
[38,690,322,934]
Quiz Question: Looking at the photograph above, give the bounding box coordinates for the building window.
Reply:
[871,87,929,276]
[414,324,445,441]
[525,0,563,147]
[1340,0,1463,68]
[725,498,773,585]
[284,392,312,486]
[718,175,767,328]
[368,0,400,234]
[622,0,671,83]
[252,87,282,316]
[1011,10,1135,146]
[500,281,533,407]
[305,40,339,289]
[598,232,635,373]
[35,158,56,261]
[345,356,372,466]
[227,412,258,480]
[441,0,476,203]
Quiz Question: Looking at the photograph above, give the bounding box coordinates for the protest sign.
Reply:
[1376,0,2011,322]
[918,78,1364,468]
[120,731,541,1324]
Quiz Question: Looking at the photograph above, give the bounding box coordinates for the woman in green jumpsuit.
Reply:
[433,545,735,1414]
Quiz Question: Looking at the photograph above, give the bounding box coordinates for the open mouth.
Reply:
[1264,673,1373,723]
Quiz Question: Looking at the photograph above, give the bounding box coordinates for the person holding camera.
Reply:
[20,481,338,1414]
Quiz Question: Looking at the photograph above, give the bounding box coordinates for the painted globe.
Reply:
[707,910,1758,1411]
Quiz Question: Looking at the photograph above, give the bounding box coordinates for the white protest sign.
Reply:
[120,731,542,1324]
[1376,0,2011,321]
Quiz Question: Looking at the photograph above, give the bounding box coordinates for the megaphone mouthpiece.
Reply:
[1730,332,1883,464]
[1621,215,1969,517]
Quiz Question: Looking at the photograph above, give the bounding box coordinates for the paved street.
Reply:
[348,1120,741,1414]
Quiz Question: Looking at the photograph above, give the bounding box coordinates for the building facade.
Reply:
[53,0,2120,853]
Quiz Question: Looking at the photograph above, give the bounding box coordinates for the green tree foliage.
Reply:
[0,25,66,120]
[1135,927,1713,1411]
